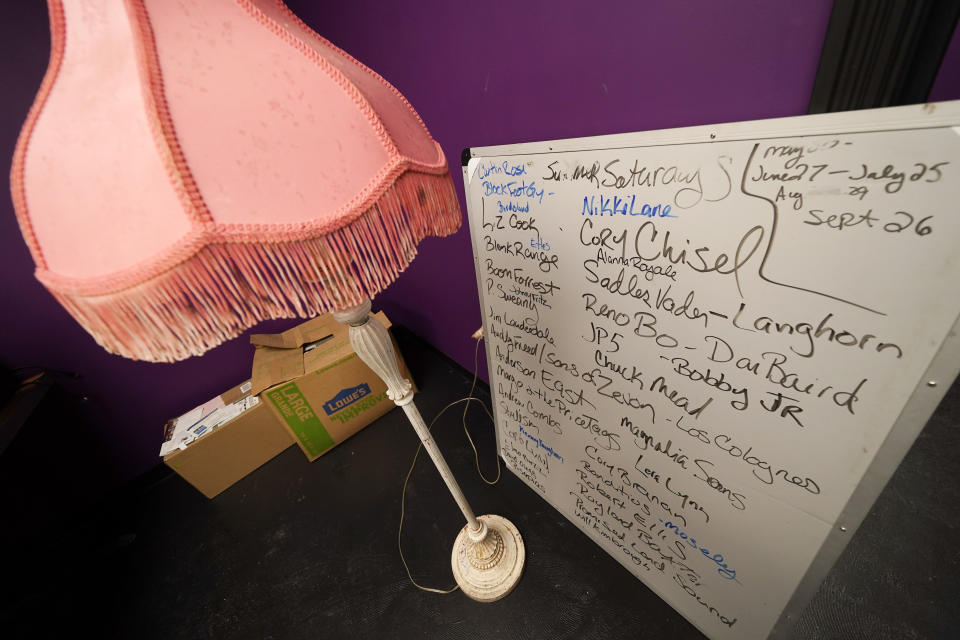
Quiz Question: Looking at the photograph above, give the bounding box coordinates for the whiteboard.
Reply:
[462,101,960,639]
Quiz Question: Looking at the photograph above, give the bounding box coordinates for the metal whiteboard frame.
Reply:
[461,100,960,639]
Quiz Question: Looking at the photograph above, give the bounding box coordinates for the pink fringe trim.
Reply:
[45,170,461,362]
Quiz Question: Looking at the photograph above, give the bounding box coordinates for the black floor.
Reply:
[2,326,958,639]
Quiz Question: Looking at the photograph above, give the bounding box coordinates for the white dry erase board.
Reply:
[462,101,960,639]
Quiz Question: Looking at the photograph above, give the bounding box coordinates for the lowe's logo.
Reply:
[322,383,371,415]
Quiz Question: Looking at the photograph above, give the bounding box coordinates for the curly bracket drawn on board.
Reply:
[739,143,885,316]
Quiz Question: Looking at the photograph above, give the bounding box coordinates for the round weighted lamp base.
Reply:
[451,514,525,602]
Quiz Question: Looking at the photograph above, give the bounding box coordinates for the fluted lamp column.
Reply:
[333,299,524,601]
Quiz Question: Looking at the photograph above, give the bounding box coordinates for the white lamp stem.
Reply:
[333,298,525,601]
[332,299,480,530]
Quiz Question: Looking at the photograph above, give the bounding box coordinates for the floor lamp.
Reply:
[11,0,524,601]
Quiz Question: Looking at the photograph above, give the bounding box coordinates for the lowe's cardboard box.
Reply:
[161,381,294,498]
[249,311,411,461]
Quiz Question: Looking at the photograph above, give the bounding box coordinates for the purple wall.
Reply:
[930,21,960,102]
[300,0,837,410]
[1,1,837,495]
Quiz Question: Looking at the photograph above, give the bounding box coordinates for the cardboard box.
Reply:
[162,382,294,498]
[249,311,411,461]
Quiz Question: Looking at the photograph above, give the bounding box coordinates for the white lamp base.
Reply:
[452,514,525,602]
[334,300,525,602]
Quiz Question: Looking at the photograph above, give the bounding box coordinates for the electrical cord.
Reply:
[397,335,499,593]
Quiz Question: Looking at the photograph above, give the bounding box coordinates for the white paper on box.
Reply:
[160,396,226,456]
[160,395,263,456]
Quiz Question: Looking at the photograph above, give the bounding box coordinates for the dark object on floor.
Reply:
[1,326,958,639]
[0,364,17,409]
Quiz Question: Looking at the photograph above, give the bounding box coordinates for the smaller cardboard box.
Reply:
[249,311,410,461]
[162,382,294,498]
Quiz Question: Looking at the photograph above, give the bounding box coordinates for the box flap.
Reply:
[250,314,340,349]
[221,380,253,405]
[250,346,306,396]
[249,311,391,395]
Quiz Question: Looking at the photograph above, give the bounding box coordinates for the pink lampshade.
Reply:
[11,0,461,362]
